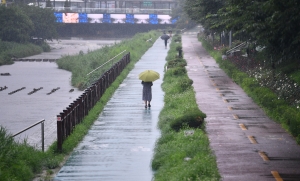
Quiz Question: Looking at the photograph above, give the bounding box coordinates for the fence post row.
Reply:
[57,53,130,152]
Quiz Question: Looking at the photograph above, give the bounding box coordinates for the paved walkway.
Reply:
[183,26,300,181]
[54,38,168,180]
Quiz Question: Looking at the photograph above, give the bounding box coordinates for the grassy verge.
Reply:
[151,34,221,180]
[0,40,50,66]
[0,31,160,180]
[199,37,300,144]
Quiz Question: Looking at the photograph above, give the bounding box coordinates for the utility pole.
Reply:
[229,30,232,48]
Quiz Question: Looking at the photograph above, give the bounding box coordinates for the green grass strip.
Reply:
[151,34,221,181]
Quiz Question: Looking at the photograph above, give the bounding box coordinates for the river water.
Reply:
[0,39,120,149]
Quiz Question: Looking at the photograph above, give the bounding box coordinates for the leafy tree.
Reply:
[263,0,300,61]
[0,5,34,43]
[183,0,300,62]
[217,0,300,61]
[20,5,58,41]
[184,0,225,46]
[171,0,196,29]
[185,0,224,31]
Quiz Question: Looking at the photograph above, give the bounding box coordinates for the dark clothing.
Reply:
[161,34,170,40]
[161,34,170,48]
[141,81,153,101]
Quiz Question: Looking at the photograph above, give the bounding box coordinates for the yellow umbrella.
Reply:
[139,70,160,82]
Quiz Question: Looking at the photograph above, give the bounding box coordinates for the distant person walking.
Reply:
[141,81,153,108]
[168,30,172,37]
[161,32,170,49]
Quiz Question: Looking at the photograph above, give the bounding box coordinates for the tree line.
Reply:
[0,5,58,43]
[176,0,300,64]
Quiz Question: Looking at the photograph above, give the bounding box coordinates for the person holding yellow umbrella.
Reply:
[139,70,160,108]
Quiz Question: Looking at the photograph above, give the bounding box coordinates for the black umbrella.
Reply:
[161,34,170,40]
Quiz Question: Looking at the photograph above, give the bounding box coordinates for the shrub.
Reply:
[241,77,257,89]
[289,111,300,137]
[173,35,181,42]
[170,109,205,131]
[282,107,297,125]
[40,42,51,52]
[177,77,193,92]
[166,67,187,76]
[233,72,248,84]
[221,47,229,55]
[167,58,186,68]
[176,45,182,51]
[296,134,300,144]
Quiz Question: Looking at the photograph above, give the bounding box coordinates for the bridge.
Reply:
[44,1,178,37]
[54,12,177,24]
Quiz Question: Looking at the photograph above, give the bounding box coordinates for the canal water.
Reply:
[0,39,120,149]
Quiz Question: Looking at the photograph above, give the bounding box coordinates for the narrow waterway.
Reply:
[0,39,120,149]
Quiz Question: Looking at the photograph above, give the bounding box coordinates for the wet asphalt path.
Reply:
[54,38,167,180]
[183,27,300,181]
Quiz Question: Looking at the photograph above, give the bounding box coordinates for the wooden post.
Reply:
[57,115,62,152]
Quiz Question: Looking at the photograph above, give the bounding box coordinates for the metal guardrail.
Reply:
[226,41,247,55]
[87,50,127,76]
[12,119,45,152]
[56,53,130,152]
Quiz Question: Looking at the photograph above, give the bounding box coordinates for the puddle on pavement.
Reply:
[217,88,236,92]
[236,115,266,119]
[219,91,235,94]
[231,107,258,110]
[224,99,239,102]
[209,75,223,78]
[246,124,268,129]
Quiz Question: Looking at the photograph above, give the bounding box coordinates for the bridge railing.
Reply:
[47,7,171,14]
[57,53,130,152]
